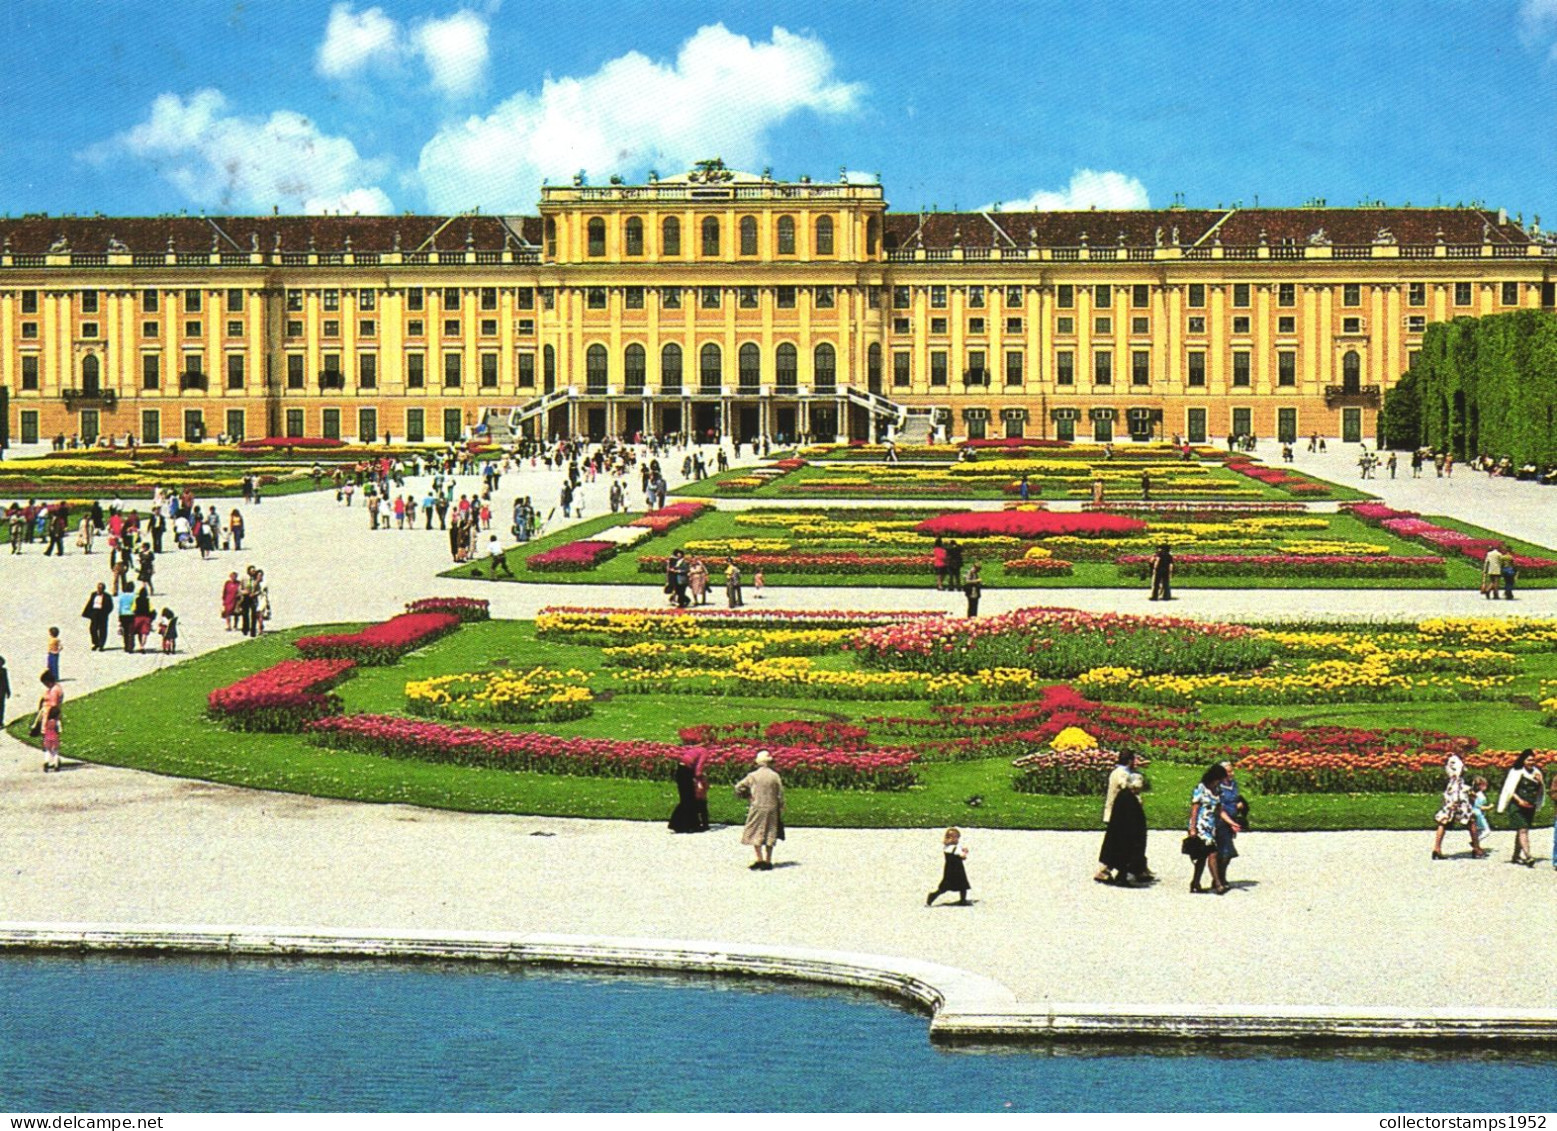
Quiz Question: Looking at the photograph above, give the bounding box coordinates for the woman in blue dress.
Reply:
[1187,764,1232,894]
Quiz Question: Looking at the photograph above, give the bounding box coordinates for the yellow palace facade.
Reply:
[2,160,1554,448]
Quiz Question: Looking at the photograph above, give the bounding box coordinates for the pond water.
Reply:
[0,954,1546,1113]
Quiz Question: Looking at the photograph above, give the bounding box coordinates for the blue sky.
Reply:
[2,0,1555,222]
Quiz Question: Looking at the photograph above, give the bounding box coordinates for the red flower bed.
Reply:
[1235,748,1529,793]
[294,612,460,665]
[642,551,938,576]
[627,501,710,534]
[1225,457,1333,496]
[527,540,619,571]
[237,437,348,450]
[1116,553,1447,579]
[307,714,918,790]
[207,658,357,731]
[404,597,491,622]
[1349,504,1557,576]
[680,720,872,749]
[773,458,807,471]
[914,511,1147,539]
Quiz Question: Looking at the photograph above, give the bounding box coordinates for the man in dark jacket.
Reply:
[81,583,114,651]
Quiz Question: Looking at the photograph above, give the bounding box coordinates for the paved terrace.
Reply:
[1,443,1554,1024]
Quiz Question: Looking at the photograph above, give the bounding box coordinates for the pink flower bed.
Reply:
[295,612,461,665]
[237,437,348,450]
[307,714,918,790]
[1349,504,1557,575]
[1225,457,1332,496]
[526,540,619,571]
[404,597,491,622]
[627,501,710,534]
[914,511,1147,539]
[207,658,357,731]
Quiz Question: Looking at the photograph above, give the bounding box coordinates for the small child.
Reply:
[753,569,765,599]
[157,608,179,655]
[45,627,61,683]
[926,827,971,907]
[1471,776,1493,843]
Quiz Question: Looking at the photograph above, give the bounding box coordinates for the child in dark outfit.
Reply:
[926,827,971,906]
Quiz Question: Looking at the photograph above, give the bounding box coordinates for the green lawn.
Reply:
[15,618,1552,832]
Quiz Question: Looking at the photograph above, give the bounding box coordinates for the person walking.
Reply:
[668,750,710,834]
[931,537,948,590]
[688,556,710,606]
[926,827,971,906]
[1501,554,1518,601]
[963,563,982,617]
[44,627,62,683]
[1149,543,1174,601]
[1481,547,1504,600]
[724,558,743,608]
[1216,761,1247,885]
[1432,753,1486,859]
[228,509,245,552]
[1097,773,1151,886]
[82,583,113,651]
[1496,749,1545,867]
[116,585,137,653]
[734,750,784,870]
[484,534,515,579]
[946,541,965,589]
[35,670,63,773]
[0,656,9,726]
[1187,764,1236,894]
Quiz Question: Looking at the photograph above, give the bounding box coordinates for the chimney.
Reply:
[1497,207,1508,226]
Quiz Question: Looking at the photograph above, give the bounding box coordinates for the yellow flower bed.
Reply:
[1540,682,1557,726]
[1282,539,1391,556]
[602,640,767,668]
[536,611,707,641]
[682,538,792,553]
[612,656,1043,702]
[405,667,594,722]
[1417,618,1557,648]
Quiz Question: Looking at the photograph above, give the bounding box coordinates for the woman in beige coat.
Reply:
[735,750,784,870]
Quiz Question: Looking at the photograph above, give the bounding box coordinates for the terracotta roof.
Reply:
[0,214,521,255]
[1213,208,1530,247]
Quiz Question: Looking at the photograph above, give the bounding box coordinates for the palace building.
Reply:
[2,160,1554,448]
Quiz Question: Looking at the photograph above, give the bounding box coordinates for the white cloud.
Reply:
[316,3,400,79]
[417,23,864,212]
[1520,0,1557,55]
[87,89,393,214]
[412,10,490,97]
[988,169,1150,212]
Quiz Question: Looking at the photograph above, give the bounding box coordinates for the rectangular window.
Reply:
[358,408,379,444]
[477,319,496,336]
[1056,317,1075,335]
[226,409,246,442]
[405,408,425,443]
[1006,286,1024,306]
[738,287,758,309]
[517,319,534,335]
[322,353,341,384]
[185,320,202,338]
[323,320,340,338]
[480,287,498,312]
[407,287,424,311]
[1057,284,1074,308]
[1188,284,1206,308]
[1232,351,1251,387]
[1094,284,1112,307]
[184,289,202,312]
[1502,282,1520,306]
[80,291,99,313]
[1131,350,1149,386]
[1407,315,1426,332]
[1094,317,1112,334]
[323,290,340,312]
[517,288,534,310]
[867,286,882,309]
[443,288,461,310]
[1278,316,1296,334]
[518,352,536,388]
[20,355,40,390]
[1455,282,1472,306]
[587,288,607,310]
[285,409,305,439]
[140,410,160,445]
[359,289,376,310]
[141,353,160,389]
[226,353,244,390]
[930,286,947,308]
[286,320,304,338]
[444,353,462,387]
[1131,316,1149,334]
[1232,316,1250,334]
[1056,350,1075,386]
[19,410,38,444]
[1093,351,1112,385]
[1187,351,1206,387]
[1006,317,1023,333]
[661,288,681,309]
[443,408,463,441]
[359,354,377,389]
[1277,283,1296,307]
[286,289,304,312]
[226,288,244,313]
[20,322,37,339]
[893,351,911,387]
[626,287,645,310]
[1187,316,1206,334]
[1005,350,1024,386]
[1131,284,1149,308]
[141,321,158,338]
[701,287,721,309]
[184,351,204,376]
[965,349,987,385]
[1408,283,1426,307]
[1277,350,1296,387]
[930,350,948,386]
[20,290,38,314]
[1342,317,1362,334]
[182,410,204,443]
[407,320,424,338]
[140,290,158,313]
[359,320,376,337]
[968,285,985,308]
[1343,283,1361,307]
[893,317,911,334]
[931,318,948,334]
[1233,407,1253,438]
[968,318,985,334]
[777,286,796,309]
[443,319,460,337]
[815,286,834,309]
[226,320,243,338]
[1232,283,1251,308]
[541,288,556,310]
[407,354,425,388]
[287,354,305,389]
[80,322,99,339]
[480,353,498,388]
[321,409,341,441]
[893,286,911,309]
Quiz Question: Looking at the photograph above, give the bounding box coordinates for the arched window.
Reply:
[739,215,758,256]
[662,217,681,257]
[815,216,835,256]
[81,354,101,394]
[776,342,798,389]
[866,217,880,256]
[624,217,644,257]
[624,343,646,391]
[701,216,720,257]
[739,342,761,388]
[544,218,557,259]
[813,343,836,390]
[867,342,882,390]
[1342,350,1361,392]
[699,342,722,390]
[777,215,796,255]
[586,344,608,390]
[660,343,682,391]
[586,218,606,257]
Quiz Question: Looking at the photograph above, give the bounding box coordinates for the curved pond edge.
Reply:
[4,922,1555,1047]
